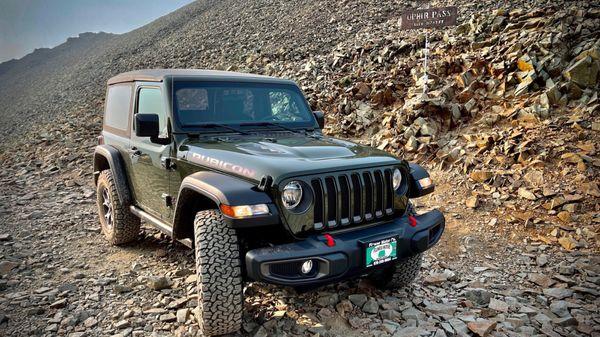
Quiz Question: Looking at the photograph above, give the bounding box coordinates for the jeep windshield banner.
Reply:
[400,6,458,30]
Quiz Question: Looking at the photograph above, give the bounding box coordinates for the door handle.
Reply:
[129,147,141,156]
[161,156,175,170]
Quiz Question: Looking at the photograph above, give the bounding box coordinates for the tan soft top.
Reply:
[107,69,294,85]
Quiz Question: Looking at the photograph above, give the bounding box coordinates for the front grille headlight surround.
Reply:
[282,181,303,209]
[393,166,410,196]
[392,168,402,190]
[280,180,313,215]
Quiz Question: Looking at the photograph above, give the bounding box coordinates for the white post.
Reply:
[423,31,429,95]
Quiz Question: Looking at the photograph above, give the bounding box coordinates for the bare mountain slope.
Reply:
[0,32,115,133]
[1,0,562,139]
[0,32,115,78]
[0,0,403,140]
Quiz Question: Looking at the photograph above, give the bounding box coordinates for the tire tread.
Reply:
[96,170,140,245]
[193,210,243,336]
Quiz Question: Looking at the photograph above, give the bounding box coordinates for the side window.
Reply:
[104,84,132,131]
[137,87,167,137]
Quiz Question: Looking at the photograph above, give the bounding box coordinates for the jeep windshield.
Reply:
[173,81,317,132]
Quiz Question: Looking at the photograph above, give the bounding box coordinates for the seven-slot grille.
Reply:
[310,168,395,231]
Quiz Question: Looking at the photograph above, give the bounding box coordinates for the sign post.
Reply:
[423,31,429,94]
[400,6,458,95]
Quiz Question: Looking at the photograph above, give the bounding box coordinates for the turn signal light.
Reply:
[418,177,433,189]
[220,204,269,218]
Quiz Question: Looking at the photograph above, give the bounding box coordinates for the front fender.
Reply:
[93,145,132,205]
[173,172,280,234]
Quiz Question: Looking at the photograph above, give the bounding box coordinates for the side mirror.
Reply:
[135,114,160,138]
[313,111,325,129]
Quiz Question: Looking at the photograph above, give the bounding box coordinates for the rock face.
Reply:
[468,320,497,337]
[0,0,599,336]
[543,288,574,300]
[564,56,599,88]
[465,289,492,306]
[147,276,171,290]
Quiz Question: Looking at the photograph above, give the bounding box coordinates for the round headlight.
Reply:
[282,181,303,209]
[392,168,402,190]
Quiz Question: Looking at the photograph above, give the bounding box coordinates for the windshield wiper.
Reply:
[240,122,313,136]
[190,123,249,135]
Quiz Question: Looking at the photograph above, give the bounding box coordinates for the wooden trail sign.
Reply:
[400,6,458,30]
[398,6,459,95]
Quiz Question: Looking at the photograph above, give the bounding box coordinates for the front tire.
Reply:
[369,253,423,289]
[193,210,243,336]
[96,170,140,245]
[368,202,422,289]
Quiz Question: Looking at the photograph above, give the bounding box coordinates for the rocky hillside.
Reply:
[0,31,116,132]
[0,0,598,336]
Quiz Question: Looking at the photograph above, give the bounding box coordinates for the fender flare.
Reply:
[173,171,278,238]
[93,145,133,205]
[408,163,435,198]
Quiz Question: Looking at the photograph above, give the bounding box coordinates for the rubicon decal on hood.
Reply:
[190,152,256,178]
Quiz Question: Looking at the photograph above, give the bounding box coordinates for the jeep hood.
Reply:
[178,134,400,183]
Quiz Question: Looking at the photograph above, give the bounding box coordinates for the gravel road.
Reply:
[0,150,597,336]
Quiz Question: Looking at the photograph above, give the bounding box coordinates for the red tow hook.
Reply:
[409,216,418,227]
[323,233,336,247]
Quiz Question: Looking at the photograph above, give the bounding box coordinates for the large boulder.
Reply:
[564,56,599,88]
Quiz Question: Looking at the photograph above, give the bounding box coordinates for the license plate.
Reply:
[365,236,398,268]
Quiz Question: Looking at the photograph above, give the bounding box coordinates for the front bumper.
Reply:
[245,209,445,287]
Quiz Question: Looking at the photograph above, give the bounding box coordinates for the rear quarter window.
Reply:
[104,84,132,131]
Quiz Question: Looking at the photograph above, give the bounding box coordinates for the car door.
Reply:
[128,84,172,221]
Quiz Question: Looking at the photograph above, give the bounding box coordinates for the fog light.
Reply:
[300,260,314,275]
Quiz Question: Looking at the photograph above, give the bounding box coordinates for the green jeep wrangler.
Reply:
[93,69,445,336]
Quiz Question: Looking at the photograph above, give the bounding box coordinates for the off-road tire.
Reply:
[369,202,422,289]
[193,210,243,336]
[369,253,423,289]
[96,170,140,245]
